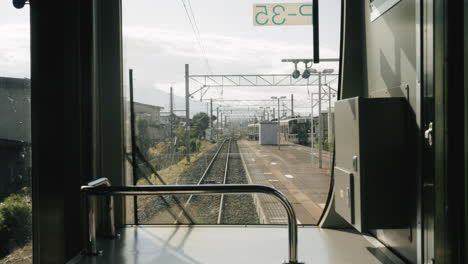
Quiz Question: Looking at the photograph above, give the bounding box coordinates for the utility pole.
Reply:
[328,84,332,146]
[272,108,275,120]
[291,94,294,117]
[169,85,176,166]
[129,69,139,224]
[185,64,190,162]
[277,99,281,150]
[170,86,174,143]
[328,84,334,163]
[210,98,213,128]
[220,112,223,130]
[318,72,323,168]
[271,96,286,150]
[310,93,314,163]
[216,107,219,141]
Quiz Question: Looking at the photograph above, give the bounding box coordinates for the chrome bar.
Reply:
[83,178,115,255]
[81,182,303,264]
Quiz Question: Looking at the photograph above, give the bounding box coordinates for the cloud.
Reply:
[0,24,30,78]
[124,26,338,71]
[123,25,339,108]
[0,22,337,116]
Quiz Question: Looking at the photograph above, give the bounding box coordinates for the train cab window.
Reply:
[6,0,465,262]
[122,0,340,226]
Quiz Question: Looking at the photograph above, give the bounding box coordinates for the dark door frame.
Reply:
[432,0,466,263]
[31,0,126,262]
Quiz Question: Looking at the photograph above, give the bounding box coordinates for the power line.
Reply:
[180,0,213,75]
[186,0,201,36]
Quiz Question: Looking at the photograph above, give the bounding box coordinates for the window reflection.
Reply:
[0,2,31,260]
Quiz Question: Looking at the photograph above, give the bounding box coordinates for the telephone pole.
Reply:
[129,69,139,223]
[271,96,286,150]
[291,94,294,117]
[210,98,213,128]
[220,112,223,129]
[310,93,314,163]
[185,64,190,162]
[216,107,219,140]
[170,86,174,142]
[318,72,322,168]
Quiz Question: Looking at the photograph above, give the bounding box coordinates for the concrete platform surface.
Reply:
[238,140,332,224]
[71,226,402,264]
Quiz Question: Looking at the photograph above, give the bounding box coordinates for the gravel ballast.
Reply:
[138,138,259,225]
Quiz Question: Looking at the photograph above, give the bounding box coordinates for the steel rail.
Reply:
[217,138,232,224]
[173,138,228,223]
[81,183,303,264]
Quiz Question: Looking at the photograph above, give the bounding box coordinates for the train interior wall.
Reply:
[365,1,419,262]
[339,0,419,262]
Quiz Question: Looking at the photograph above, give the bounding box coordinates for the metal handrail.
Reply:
[81,182,304,264]
[83,178,116,255]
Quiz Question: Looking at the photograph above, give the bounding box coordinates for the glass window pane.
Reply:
[0,1,31,262]
[123,0,340,225]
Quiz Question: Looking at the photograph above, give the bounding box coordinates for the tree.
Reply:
[192,112,209,138]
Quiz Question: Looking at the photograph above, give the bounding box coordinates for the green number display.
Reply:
[254,3,313,26]
[272,5,286,25]
[255,5,269,25]
[299,4,312,16]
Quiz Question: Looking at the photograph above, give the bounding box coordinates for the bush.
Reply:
[190,139,201,152]
[0,194,32,258]
[313,142,332,152]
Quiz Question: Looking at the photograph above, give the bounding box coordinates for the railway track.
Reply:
[138,136,258,225]
[174,137,258,224]
[217,138,231,224]
[174,137,231,224]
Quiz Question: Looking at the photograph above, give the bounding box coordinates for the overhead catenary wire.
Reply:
[179,0,213,75]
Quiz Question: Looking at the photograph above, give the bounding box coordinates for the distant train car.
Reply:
[280,117,311,145]
[247,123,259,140]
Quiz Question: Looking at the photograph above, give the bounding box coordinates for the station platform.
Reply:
[237,140,332,225]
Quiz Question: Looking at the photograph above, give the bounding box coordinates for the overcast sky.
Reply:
[0,2,30,78]
[123,0,341,116]
[0,0,341,117]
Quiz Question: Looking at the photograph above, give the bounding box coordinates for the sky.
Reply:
[122,0,341,117]
[0,2,30,78]
[0,0,341,118]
